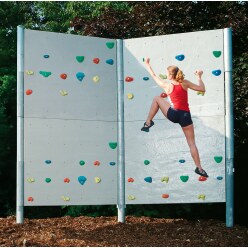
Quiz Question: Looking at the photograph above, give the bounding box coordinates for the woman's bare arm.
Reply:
[183,70,206,92]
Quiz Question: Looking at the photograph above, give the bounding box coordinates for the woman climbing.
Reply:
[141,57,208,177]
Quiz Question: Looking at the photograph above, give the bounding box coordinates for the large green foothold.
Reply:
[109,142,117,149]
[159,74,167,79]
[39,71,52,77]
[180,175,189,182]
[106,42,115,49]
[76,56,84,63]
[214,156,223,163]
[144,160,150,165]
[213,51,222,58]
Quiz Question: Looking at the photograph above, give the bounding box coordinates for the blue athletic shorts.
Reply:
[167,107,193,127]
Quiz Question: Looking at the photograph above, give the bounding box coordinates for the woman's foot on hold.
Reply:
[141,120,154,132]
[195,167,209,177]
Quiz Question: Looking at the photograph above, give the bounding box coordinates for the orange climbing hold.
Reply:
[94,160,100,166]
[125,76,134,82]
[162,194,169,199]
[26,89,33,95]
[64,178,70,183]
[128,178,134,182]
[60,73,67,79]
[160,92,167,98]
[93,58,100,64]
[198,176,207,182]
[27,197,34,202]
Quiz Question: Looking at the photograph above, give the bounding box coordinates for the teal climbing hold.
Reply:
[109,142,117,149]
[109,162,116,166]
[45,178,51,183]
[106,42,115,49]
[213,51,222,58]
[78,176,87,185]
[217,176,223,180]
[180,175,189,182]
[76,56,84,63]
[76,72,85,81]
[144,160,150,165]
[79,160,85,166]
[106,59,114,65]
[179,159,185,163]
[143,77,149,81]
[45,160,51,164]
[175,54,185,61]
[214,156,223,163]
[212,70,221,76]
[144,177,152,183]
[43,55,50,58]
[39,71,52,77]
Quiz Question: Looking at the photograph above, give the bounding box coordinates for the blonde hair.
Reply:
[167,66,185,83]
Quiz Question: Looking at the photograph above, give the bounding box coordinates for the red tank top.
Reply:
[168,83,190,112]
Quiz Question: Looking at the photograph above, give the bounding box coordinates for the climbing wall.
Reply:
[124,29,226,204]
[24,29,118,206]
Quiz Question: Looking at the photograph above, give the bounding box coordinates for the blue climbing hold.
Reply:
[78,176,87,185]
[143,77,149,81]
[109,162,116,166]
[212,70,221,76]
[76,72,85,81]
[217,176,223,180]
[144,177,152,183]
[175,54,185,61]
[43,55,50,58]
[106,59,114,65]
[179,159,185,163]
[45,160,51,164]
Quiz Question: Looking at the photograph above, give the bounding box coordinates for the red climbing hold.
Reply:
[26,89,33,95]
[198,176,207,182]
[128,178,134,182]
[160,92,167,98]
[27,197,34,202]
[125,76,134,82]
[93,58,100,64]
[162,194,169,199]
[94,160,100,166]
[64,178,70,183]
[60,73,67,79]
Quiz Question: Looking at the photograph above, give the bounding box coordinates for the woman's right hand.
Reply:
[194,70,203,79]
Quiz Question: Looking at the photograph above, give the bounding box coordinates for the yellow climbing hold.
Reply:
[61,196,70,201]
[95,177,101,183]
[26,70,34,75]
[27,177,35,183]
[128,195,136,200]
[60,90,68,96]
[93,76,100,83]
[198,194,206,200]
[127,93,134,99]
[197,91,205,96]
[161,177,169,183]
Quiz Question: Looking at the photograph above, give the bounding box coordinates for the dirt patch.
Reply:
[0,215,247,247]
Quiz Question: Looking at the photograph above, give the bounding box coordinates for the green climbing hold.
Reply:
[180,175,189,182]
[213,51,221,58]
[79,160,85,166]
[45,178,51,183]
[144,160,150,165]
[39,71,52,77]
[214,156,223,163]
[159,74,167,79]
[109,142,117,149]
[106,42,115,49]
[76,56,84,63]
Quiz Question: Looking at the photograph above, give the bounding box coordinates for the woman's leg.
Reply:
[145,96,171,125]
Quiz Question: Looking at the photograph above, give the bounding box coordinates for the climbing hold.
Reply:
[79,160,85,166]
[27,197,34,202]
[106,59,114,65]
[26,89,33,95]
[214,156,223,163]
[39,71,52,77]
[106,42,115,49]
[60,73,67,79]
[27,177,35,183]
[64,178,70,183]
[61,196,70,201]
[78,176,87,185]
[109,162,116,166]
[45,160,51,164]
[179,159,185,163]
[162,194,169,199]
[161,177,169,183]
[213,51,222,58]
[212,70,221,76]
[159,74,167,79]
[76,56,85,63]
[143,77,149,81]
[128,195,136,200]
[125,76,134,82]
[160,92,167,98]
[95,177,101,183]
[45,178,51,183]
[197,91,205,96]
[76,72,85,81]
[94,161,100,166]
[144,160,150,165]
[109,142,117,149]
[198,176,207,182]
[180,175,189,182]
[93,58,100,64]
[127,93,134,99]
[128,178,134,182]
[217,176,223,180]
[144,177,152,183]
[175,54,185,61]
[93,75,100,83]
[59,90,68,96]
[43,55,50,58]
[198,194,206,200]
[26,70,34,75]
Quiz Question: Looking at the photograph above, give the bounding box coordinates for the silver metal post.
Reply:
[224,28,234,228]
[117,39,125,223]
[17,25,25,224]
